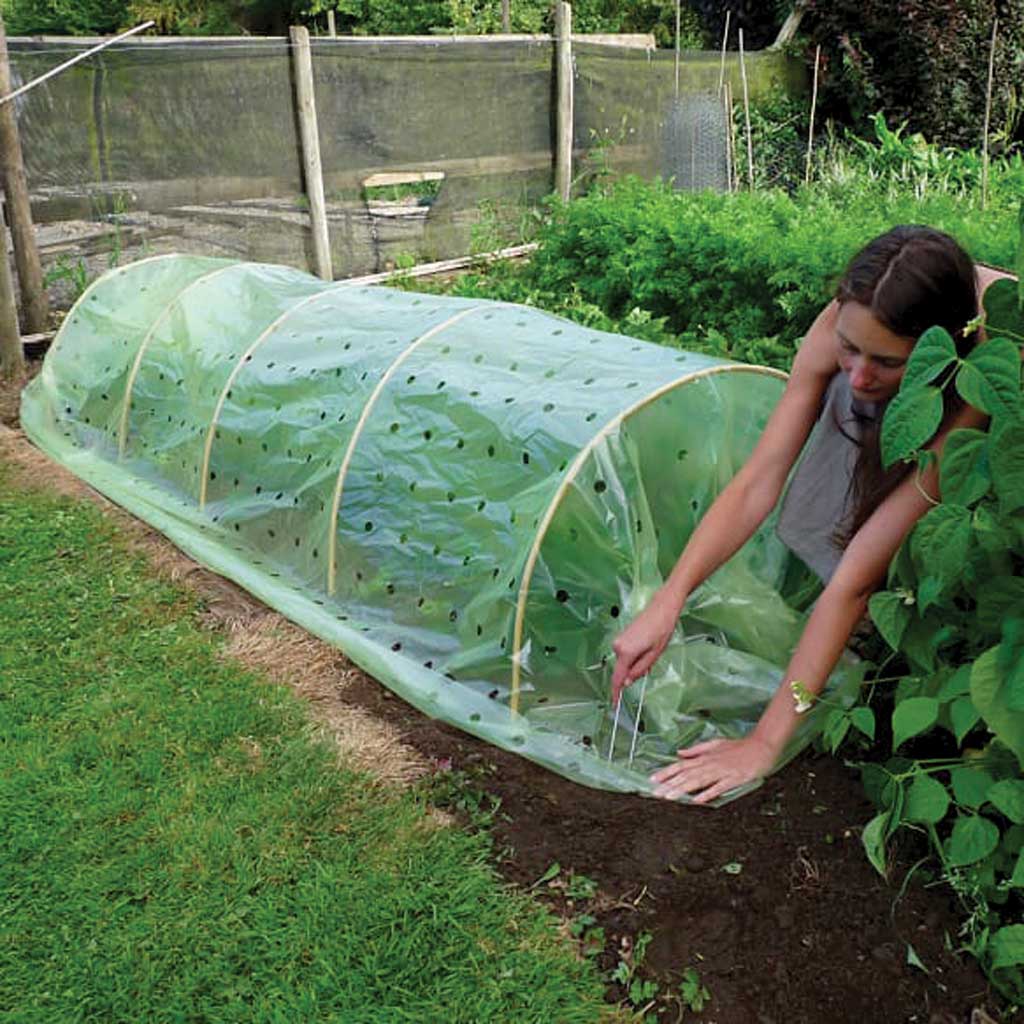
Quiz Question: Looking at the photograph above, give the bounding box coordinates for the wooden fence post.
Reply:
[289,25,333,281]
[0,13,48,335]
[0,211,24,379]
[502,0,511,33]
[554,2,573,202]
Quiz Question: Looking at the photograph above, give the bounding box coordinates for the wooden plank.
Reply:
[362,171,445,188]
[289,25,332,281]
[343,243,538,285]
[0,14,48,334]
[554,2,573,202]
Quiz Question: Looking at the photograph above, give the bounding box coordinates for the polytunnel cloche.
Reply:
[21,255,863,801]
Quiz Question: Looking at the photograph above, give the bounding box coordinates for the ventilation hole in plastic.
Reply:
[677,449,688,461]
[423,430,432,441]
[544,645,558,655]
[268,529,276,538]
[594,480,607,494]
[585,413,597,422]
[476,500,486,512]
[385,582,395,595]
[589,338,600,345]
[100,393,108,401]
[690,499,699,510]
[364,521,373,532]
[538,696,549,705]
[409,482,417,493]
[355,571,363,581]
[360,372,368,381]
[436,380,446,390]
[556,589,569,603]
[507,577,516,590]
[344,342,351,350]
[509,511,517,524]
[583,378,594,386]
[499,637,507,649]
[447,491,456,503]
[448,609,458,622]
[441,345,450,354]
[305,454,312,464]
[391,642,402,652]
[399,532,408,543]
[488,689,499,700]
[288,366,297,374]
[503,396,515,405]
[275,492,283,501]
[233,523,240,532]
[509,361,518,372]
[469,389,480,398]
[417,597,425,608]
[319,411,327,421]
[582,735,592,747]
[636,519,643,532]
[390,423,399,433]
[558,461,568,472]
[476,624,483,636]
[236,437,242,446]
[255,485,262,494]
[610,605,620,619]
[487,445,495,457]
[432,544,441,556]
[455,438,465,450]
[209,471,216,481]
[492,568,500,579]
[375,471,384,483]
[261,443,268,452]
[469,712,481,722]
[312,548,318,559]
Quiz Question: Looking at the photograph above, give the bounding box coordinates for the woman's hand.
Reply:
[649,735,778,804]
[610,590,683,704]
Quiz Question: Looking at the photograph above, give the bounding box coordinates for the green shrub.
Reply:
[836,208,1024,1002]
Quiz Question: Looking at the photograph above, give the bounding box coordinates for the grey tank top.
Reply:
[775,372,884,583]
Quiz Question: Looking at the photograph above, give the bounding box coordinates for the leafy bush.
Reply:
[838,209,1024,1001]
[801,0,1024,150]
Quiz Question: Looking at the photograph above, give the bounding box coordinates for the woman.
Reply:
[611,225,1013,804]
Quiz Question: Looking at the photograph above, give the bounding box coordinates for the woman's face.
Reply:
[835,301,915,402]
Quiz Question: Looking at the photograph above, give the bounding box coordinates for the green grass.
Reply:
[0,460,607,1023]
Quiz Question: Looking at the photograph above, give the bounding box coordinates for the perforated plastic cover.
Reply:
[21,255,863,801]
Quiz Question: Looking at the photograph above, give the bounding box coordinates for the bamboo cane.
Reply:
[805,44,821,185]
[982,18,998,210]
[738,29,754,188]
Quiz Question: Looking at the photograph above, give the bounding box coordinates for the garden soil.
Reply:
[0,364,1011,1024]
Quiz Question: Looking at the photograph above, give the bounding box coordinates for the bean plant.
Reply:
[847,205,1024,1000]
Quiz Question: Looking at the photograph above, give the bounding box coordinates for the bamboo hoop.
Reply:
[805,44,821,186]
[43,253,178,363]
[723,80,735,193]
[198,281,355,509]
[982,18,998,210]
[508,363,788,714]
[118,262,241,457]
[326,303,511,595]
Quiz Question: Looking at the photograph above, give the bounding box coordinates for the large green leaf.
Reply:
[910,505,973,585]
[892,696,939,749]
[950,764,995,808]
[904,772,950,824]
[862,810,890,876]
[946,814,1000,866]
[1012,848,1024,887]
[983,278,1024,346]
[999,620,1024,713]
[990,925,1024,970]
[990,416,1024,516]
[850,706,875,741]
[902,326,958,388]
[950,696,981,744]
[971,646,1024,767]
[938,664,972,701]
[868,591,913,650]
[939,428,991,506]
[881,385,944,468]
[955,338,1021,419]
[977,578,1024,635]
[989,779,1024,824]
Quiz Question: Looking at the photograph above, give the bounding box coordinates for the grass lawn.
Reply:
[0,456,611,1023]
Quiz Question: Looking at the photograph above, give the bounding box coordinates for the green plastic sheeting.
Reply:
[21,255,864,802]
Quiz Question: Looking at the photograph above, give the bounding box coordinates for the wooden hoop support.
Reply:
[325,303,514,595]
[508,363,787,715]
[118,263,242,456]
[198,281,356,509]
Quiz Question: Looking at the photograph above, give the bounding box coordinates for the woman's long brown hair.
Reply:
[834,225,978,545]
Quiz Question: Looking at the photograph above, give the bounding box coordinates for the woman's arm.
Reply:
[649,418,957,804]
[611,301,841,700]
